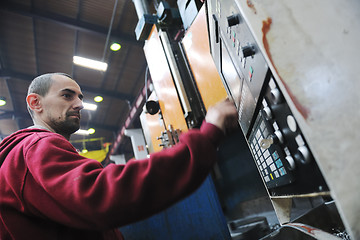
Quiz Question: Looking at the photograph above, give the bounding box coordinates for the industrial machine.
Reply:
[119,0,359,239]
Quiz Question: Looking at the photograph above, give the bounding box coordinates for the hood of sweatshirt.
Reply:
[0,128,51,167]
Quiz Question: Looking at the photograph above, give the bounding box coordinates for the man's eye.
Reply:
[63,94,72,98]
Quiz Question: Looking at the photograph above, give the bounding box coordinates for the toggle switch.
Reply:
[270,88,283,104]
[273,130,284,144]
[294,145,311,164]
[262,106,272,120]
[285,155,296,170]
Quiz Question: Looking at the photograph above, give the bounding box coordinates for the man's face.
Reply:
[40,75,84,136]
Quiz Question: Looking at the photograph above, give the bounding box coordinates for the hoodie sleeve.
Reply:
[23,121,224,230]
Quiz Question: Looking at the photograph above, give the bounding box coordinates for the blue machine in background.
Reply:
[120,176,231,240]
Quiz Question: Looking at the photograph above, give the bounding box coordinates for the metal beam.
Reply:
[0,70,135,102]
[0,1,143,46]
[30,0,39,75]
[71,0,82,77]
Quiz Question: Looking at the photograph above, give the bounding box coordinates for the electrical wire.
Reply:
[102,0,119,62]
[145,66,149,100]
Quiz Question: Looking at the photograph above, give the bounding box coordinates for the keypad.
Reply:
[249,119,288,186]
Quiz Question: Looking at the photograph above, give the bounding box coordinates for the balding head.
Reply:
[26,73,83,140]
[27,73,74,117]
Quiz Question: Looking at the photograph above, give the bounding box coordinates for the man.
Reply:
[0,73,238,239]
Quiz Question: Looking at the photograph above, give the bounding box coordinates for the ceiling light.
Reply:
[83,102,97,111]
[73,56,108,71]
[74,129,90,136]
[88,128,95,134]
[94,96,103,102]
[0,97,6,106]
[74,128,96,136]
[110,43,121,51]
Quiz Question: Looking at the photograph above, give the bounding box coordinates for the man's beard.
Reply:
[49,111,81,136]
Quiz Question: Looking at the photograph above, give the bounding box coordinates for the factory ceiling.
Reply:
[0,0,165,156]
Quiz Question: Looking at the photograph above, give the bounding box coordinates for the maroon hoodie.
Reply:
[0,122,223,240]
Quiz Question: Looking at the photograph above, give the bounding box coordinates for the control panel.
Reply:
[248,78,328,195]
[207,0,328,195]
[216,5,269,135]
[209,0,269,136]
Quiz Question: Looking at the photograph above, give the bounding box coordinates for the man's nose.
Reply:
[74,98,84,110]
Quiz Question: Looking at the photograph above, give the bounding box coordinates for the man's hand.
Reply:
[205,99,238,134]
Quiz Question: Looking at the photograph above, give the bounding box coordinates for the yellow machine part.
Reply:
[144,26,188,133]
[80,148,109,162]
[182,6,228,110]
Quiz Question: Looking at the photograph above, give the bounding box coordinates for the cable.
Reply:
[102,0,119,62]
[145,65,149,100]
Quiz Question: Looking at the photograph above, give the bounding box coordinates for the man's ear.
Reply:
[26,93,42,113]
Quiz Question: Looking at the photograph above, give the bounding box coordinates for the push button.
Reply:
[227,14,240,27]
[242,45,256,58]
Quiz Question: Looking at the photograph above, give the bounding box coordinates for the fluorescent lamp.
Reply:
[74,129,90,136]
[74,128,96,136]
[73,56,108,71]
[83,102,97,111]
